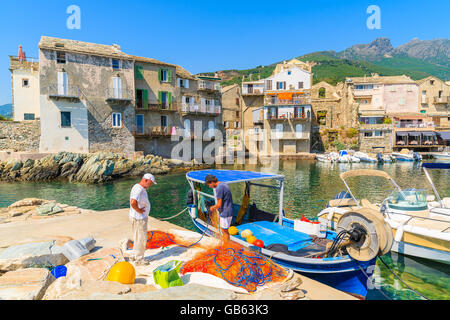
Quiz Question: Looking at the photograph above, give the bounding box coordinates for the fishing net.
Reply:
[180,242,288,292]
[126,231,191,250]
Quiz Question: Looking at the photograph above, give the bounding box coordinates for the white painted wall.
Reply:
[12,69,40,121]
[242,82,264,94]
[39,95,89,153]
[265,66,311,91]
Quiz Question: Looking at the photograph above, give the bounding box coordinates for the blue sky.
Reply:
[0,0,449,105]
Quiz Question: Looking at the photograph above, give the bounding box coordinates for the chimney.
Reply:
[112,44,121,51]
[18,45,25,62]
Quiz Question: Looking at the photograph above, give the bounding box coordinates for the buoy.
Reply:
[240,229,253,238]
[254,240,265,248]
[107,261,136,284]
[229,226,239,236]
[246,235,257,244]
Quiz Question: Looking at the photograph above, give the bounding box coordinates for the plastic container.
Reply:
[51,265,67,279]
[62,240,90,261]
[79,237,96,251]
[188,205,198,219]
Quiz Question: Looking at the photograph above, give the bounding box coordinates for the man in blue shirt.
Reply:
[205,174,234,246]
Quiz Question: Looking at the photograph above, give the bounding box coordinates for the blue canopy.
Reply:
[437,131,450,140]
[422,163,450,170]
[186,169,284,184]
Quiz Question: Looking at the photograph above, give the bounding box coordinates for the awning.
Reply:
[278,92,293,100]
[437,131,450,140]
[396,132,408,136]
[421,132,436,137]
[408,132,421,137]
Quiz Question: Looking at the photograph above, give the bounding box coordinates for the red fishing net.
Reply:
[127,231,187,250]
[180,242,288,292]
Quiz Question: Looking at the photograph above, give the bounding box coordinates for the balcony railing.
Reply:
[264,96,311,106]
[181,104,221,115]
[270,132,310,140]
[147,103,178,112]
[434,96,450,104]
[395,122,435,129]
[198,80,221,92]
[267,113,311,121]
[243,88,264,95]
[48,85,80,101]
[105,88,134,103]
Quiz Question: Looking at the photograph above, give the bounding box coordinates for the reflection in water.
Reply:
[0,160,448,300]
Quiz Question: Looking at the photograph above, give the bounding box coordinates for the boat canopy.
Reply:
[186,169,284,185]
[422,163,450,170]
[340,169,392,181]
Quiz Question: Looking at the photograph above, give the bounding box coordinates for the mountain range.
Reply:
[0,104,12,118]
[210,37,449,86]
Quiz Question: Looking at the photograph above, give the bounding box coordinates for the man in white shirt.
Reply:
[129,173,156,264]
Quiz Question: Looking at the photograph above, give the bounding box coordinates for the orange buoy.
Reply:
[246,235,257,244]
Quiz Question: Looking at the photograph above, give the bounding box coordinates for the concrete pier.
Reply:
[0,207,356,300]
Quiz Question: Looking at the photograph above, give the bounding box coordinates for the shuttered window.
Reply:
[61,112,71,127]
[112,113,122,128]
[135,65,144,80]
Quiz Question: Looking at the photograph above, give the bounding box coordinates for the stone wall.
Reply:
[0,120,40,152]
[358,124,394,153]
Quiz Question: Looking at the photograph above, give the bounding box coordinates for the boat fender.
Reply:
[327,208,335,221]
[394,226,404,243]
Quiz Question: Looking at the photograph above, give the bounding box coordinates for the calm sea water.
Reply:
[0,160,448,300]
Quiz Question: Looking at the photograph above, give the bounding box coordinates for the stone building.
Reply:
[38,36,136,155]
[241,59,314,158]
[417,76,450,132]
[9,49,40,122]
[221,84,243,150]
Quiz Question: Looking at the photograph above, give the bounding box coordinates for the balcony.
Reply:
[395,122,435,130]
[358,104,385,114]
[105,88,133,104]
[264,96,311,106]
[198,80,221,92]
[48,85,80,102]
[267,112,311,122]
[242,88,264,96]
[270,132,310,140]
[180,104,221,116]
[147,103,178,112]
[434,96,450,104]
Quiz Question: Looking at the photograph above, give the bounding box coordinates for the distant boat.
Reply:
[432,152,450,161]
[354,152,377,163]
[391,149,422,162]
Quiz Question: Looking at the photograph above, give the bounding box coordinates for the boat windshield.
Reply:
[387,189,428,211]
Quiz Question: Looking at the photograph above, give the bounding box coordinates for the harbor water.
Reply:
[0,160,449,300]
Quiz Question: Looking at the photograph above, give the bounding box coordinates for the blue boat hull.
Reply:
[192,217,375,299]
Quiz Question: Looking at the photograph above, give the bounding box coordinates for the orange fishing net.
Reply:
[127,231,190,250]
[180,242,288,292]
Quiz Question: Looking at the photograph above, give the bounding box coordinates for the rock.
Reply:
[11,161,23,172]
[23,159,35,168]
[280,289,306,300]
[8,198,46,209]
[43,279,131,300]
[0,268,55,300]
[280,276,303,292]
[60,161,81,178]
[0,241,67,272]
[36,203,64,216]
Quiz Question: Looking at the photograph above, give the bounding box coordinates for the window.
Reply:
[178,78,189,88]
[112,77,122,98]
[236,111,240,117]
[112,59,121,70]
[265,80,272,91]
[57,51,66,64]
[364,132,373,137]
[61,112,71,127]
[275,124,284,138]
[224,121,229,128]
[235,122,240,128]
[159,91,172,109]
[184,119,191,137]
[57,72,68,95]
[236,98,240,106]
[161,115,168,127]
[374,130,383,137]
[159,69,172,82]
[112,113,122,128]
[276,82,286,90]
[208,121,215,137]
[22,79,29,87]
[318,88,326,98]
[24,113,35,120]
[430,80,434,85]
[298,82,303,89]
[136,114,144,134]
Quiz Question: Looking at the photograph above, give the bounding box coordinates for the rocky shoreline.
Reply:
[0,152,209,184]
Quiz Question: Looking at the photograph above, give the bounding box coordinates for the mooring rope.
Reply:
[158,207,188,221]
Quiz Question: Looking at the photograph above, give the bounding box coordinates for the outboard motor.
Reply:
[413,152,421,161]
[376,153,383,164]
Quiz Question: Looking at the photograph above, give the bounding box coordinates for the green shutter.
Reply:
[135,65,144,80]
[168,70,172,83]
[135,89,139,106]
[158,91,162,105]
[158,69,162,82]
[168,92,172,109]
[143,90,148,109]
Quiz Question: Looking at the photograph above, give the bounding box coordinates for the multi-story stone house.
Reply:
[417,76,450,145]
[9,47,40,121]
[221,84,244,151]
[131,55,223,159]
[38,36,136,154]
[241,59,313,158]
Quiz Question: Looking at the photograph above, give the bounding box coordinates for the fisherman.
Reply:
[205,174,234,247]
[129,173,157,265]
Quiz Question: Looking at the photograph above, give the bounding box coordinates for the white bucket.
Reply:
[188,205,198,219]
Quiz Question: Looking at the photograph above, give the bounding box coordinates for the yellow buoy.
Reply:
[246,235,257,244]
[106,261,136,284]
[229,226,239,236]
[240,229,253,238]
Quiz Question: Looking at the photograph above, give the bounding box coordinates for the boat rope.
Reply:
[325,230,348,257]
[378,256,430,300]
[158,207,188,221]
[353,259,392,300]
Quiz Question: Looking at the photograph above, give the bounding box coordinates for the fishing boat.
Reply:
[354,151,377,163]
[431,152,450,161]
[391,149,422,162]
[317,168,450,264]
[376,153,394,163]
[316,154,333,162]
[186,169,394,299]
